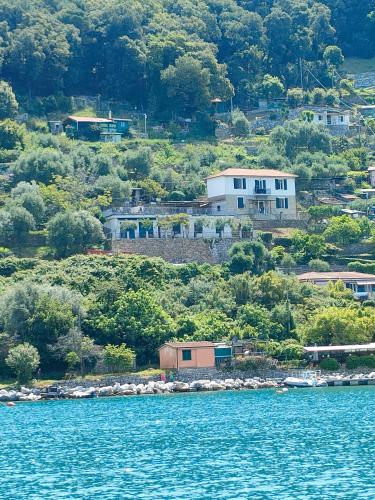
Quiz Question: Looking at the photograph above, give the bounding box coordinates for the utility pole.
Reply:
[299,58,304,89]
[144,113,148,137]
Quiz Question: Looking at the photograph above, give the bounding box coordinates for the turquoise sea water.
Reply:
[0,387,374,500]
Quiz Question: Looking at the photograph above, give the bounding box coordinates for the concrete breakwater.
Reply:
[0,377,280,402]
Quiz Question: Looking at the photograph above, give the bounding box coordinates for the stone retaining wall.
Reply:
[113,238,216,263]
[175,367,288,382]
[253,219,308,230]
[112,238,246,264]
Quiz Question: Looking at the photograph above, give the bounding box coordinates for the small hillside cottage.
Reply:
[63,115,124,142]
[310,108,351,127]
[159,342,232,369]
[206,168,298,218]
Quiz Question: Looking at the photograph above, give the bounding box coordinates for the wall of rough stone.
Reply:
[112,238,246,264]
[175,367,288,382]
[253,219,308,230]
[113,238,217,263]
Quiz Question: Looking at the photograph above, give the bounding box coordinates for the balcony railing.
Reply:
[253,188,271,195]
[104,204,307,220]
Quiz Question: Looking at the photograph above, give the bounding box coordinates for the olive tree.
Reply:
[6,343,40,385]
[0,81,19,119]
[103,344,135,373]
[47,210,104,258]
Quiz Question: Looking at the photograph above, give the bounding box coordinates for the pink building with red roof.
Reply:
[159,342,232,370]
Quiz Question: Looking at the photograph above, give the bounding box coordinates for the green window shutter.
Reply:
[182,349,192,361]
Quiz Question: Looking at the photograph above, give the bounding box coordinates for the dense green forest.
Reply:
[0,0,374,115]
[2,252,375,378]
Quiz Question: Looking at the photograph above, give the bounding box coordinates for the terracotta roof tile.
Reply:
[206,168,297,180]
[161,341,215,349]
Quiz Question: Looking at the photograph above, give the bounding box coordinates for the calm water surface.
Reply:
[0,387,374,499]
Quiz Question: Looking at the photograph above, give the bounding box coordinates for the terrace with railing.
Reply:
[103,203,307,220]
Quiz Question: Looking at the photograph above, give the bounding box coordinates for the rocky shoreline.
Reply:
[2,371,375,403]
[0,377,280,403]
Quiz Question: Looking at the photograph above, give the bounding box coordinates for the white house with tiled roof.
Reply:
[206,168,298,218]
[104,167,299,240]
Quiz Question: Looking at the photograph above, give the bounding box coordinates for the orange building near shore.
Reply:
[159,341,232,370]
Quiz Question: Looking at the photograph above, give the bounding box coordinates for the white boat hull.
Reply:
[284,376,328,388]
[284,377,313,388]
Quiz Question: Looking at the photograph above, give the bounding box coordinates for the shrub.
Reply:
[310,87,326,105]
[346,355,375,370]
[232,109,250,137]
[6,343,40,384]
[0,81,19,119]
[0,246,12,258]
[348,261,375,274]
[103,344,135,373]
[320,358,340,371]
[258,231,273,246]
[167,191,186,201]
[308,258,330,272]
[0,119,25,150]
[287,88,304,108]
[236,355,277,372]
[47,210,104,258]
[273,237,293,248]
[0,257,38,277]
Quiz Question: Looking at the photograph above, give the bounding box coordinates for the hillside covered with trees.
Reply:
[0,0,374,116]
[1,0,375,383]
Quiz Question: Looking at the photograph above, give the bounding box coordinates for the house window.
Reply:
[194,221,203,234]
[217,205,221,212]
[237,197,245,209]
[340,115,344,123]
[182,349,192,361]
[255,179,267,193]
[276,197,289,209]
[275,179,288,190]
[318,115,322,121]
[327,115,332,125]
[233,178,246,189]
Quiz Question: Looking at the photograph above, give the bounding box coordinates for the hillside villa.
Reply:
[104,168,299,240]
[297,271,375,300]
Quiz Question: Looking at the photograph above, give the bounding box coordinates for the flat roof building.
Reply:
[304,343,375,362]
[297,271,375,300]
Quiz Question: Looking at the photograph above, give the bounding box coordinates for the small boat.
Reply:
[284,371,327,388]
